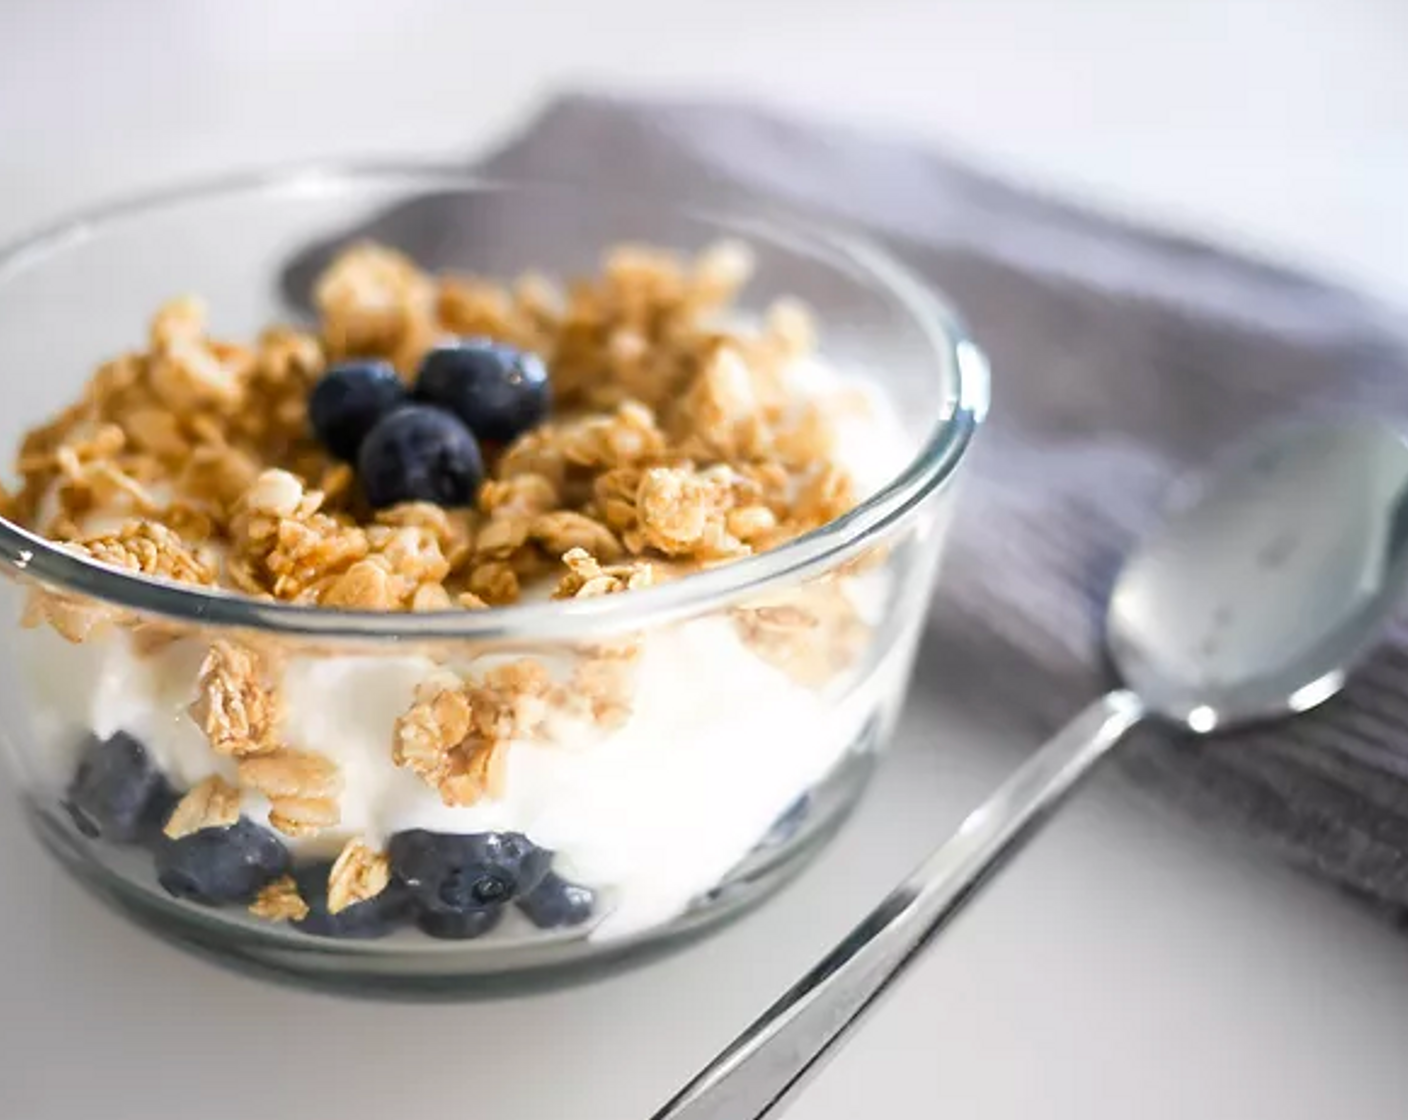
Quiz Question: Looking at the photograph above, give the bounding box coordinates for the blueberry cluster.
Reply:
[62,732,595,940]
[308,340,551,510]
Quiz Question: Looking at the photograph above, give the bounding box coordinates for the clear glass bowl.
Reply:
[0,167,987,995]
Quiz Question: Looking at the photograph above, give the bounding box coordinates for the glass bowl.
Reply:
[0,167,987,995]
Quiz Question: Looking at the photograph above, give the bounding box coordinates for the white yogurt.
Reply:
[23,613,900,938]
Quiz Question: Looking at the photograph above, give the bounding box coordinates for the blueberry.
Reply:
[357,405,483,510]
[416,905,505,941]
[308,360,408,461]
[155,818,290,905]
[415,340,550,443]
[516,872,595,930]
[292,862,412,940]
[63,731,173,845]
[388,830,551,916]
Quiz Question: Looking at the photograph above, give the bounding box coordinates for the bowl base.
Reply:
[25,731,880,999]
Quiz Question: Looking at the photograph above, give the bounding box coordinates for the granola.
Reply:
[730,582,870,689]
[326,838,391,914]
[248,875,309,923]
[163,775,242,839]
[392,660,553,806]
[237,748,343,837]
[189,641,282,758]
[13,240,892,842]
[553,548,654,599]
[12,241,861,609]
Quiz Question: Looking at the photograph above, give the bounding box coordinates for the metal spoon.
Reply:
[653,418,1408,1120]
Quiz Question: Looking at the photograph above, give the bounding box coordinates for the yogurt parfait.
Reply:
[0,174,982,989]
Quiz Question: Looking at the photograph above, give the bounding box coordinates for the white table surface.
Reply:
[3,2,1408,1118]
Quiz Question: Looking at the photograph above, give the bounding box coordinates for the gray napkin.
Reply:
[293,93,1408,918]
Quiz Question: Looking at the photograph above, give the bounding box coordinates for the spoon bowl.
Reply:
[1110,420,1408,730]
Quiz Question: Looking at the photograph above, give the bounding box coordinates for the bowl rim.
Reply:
[0,162,989,642]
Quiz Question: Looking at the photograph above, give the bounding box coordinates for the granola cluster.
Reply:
[186,640,345,837]
[730,584,872,689]
[393,661,551,807]
[391,654,639,807]
[163,775,241,840]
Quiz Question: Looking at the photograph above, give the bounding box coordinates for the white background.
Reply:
[4,0,1406,308]
[2,2,1408,1118]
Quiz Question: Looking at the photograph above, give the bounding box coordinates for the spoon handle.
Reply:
[650,689,1147,1120]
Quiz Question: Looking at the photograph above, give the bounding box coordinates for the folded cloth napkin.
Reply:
[292,93,1408,918]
